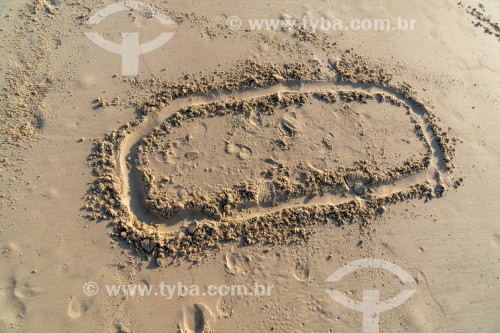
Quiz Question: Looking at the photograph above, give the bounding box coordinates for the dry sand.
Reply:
[0,0,499,332]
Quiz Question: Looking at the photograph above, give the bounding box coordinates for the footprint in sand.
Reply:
[293,259,310,281]
[225,141,253,160]
[67,297,93,319]
[0,277,27,327]
[180,303,215,333]
[491,233,500,248]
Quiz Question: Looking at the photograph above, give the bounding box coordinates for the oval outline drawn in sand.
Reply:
[85,61,456,263]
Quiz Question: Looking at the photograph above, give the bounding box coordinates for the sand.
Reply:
[84,59,455,264]
[0,0,499,332]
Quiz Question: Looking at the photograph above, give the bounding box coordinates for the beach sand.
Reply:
[0,0,499,332]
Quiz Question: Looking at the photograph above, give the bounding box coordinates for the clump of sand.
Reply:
[459,2,500,40]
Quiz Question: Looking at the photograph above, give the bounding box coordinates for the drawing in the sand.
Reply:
[85,59,456,263]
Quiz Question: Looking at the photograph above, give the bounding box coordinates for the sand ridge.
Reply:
[458,2,500,40]
[84,57,457,264]
[138,90,430,222]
